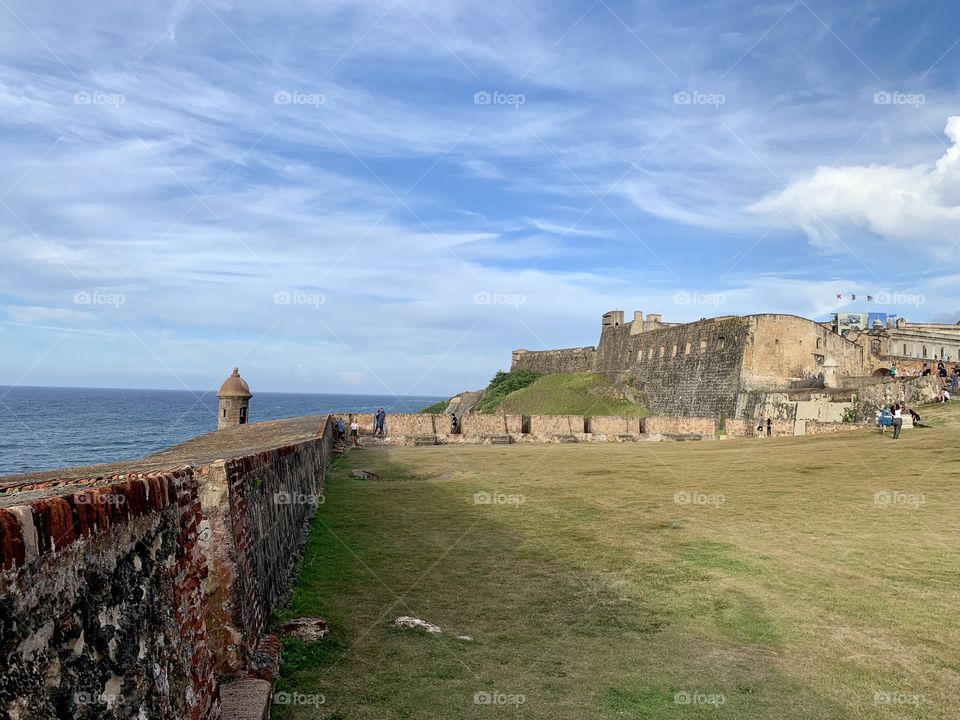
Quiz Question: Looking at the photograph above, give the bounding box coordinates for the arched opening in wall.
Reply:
[222,408,226,418]
[923,346,928,357]
[873,368,891,377]
[684,342,691,355]
[903,343,908,355]
[671,344,677,357]
[717,336,726,350]
[583,417,592,433]
[521,416,531,434]
[941,347,946,359]
[699,338,707,352]
[659,346,665,358]
[239,407,247,424]
[816,338,822,349]
[648,348,654,360]
[637,350,643,363]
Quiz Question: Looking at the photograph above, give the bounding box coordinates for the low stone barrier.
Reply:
[588,416,643,435]
[644,416,716,438]
[529,415,586,436]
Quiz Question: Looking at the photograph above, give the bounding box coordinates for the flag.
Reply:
[836,293,842,300]
[867,295,873,301]
[852,294,856,301]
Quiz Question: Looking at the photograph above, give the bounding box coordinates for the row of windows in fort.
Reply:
[637,335,730,361]
[883,341,958,362]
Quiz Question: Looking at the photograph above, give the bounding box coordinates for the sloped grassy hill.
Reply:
[490,372,649,416]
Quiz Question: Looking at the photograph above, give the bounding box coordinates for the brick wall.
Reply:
[587,416,643,435]
[643,416,717,438]
[529,415,587,436]
[0,469,219,720]
[460,414,518,436]
[385,414,440,437]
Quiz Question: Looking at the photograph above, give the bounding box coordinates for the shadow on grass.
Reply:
[268,451,852,720]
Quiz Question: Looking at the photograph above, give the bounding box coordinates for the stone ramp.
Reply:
[220,678,272,720]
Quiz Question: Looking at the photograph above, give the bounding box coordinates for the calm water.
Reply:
[0,386,443,477]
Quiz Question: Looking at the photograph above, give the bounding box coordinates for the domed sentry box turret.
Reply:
[216,367,252,429]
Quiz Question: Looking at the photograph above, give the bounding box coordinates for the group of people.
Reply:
[334,416,362,446]
[891,361,960,388]
[333,408,388,447]
[876,403,913,439]
[755,416,773,437]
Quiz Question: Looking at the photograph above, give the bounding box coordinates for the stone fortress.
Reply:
[511,310,958,425]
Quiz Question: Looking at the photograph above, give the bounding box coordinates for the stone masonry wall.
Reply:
[212,425,332,672]
[0,469,219,720]
[460,414,520,436]
[626,316,749,418]
[643,416,717,438]
[510,347,597,375]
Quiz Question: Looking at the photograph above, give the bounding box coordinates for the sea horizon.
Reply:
[0,386,444,477]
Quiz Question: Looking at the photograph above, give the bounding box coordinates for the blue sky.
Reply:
[1,0,959,395]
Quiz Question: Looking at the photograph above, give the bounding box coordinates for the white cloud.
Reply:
[751,116,960,252]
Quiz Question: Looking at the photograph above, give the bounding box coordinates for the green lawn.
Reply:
[493,372,649,416]
[273,402,960,719]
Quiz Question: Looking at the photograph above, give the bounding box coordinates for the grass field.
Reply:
[273,402,960,719]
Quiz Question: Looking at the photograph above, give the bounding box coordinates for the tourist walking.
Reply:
[891,403,903,440]
[335,417,345,441]
[756,416,763,438]
[350,419,360,446]
[889,363,897,379]
[766,417,772,437]
[373,408,386,436]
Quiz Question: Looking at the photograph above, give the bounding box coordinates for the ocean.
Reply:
[0,386,443,477]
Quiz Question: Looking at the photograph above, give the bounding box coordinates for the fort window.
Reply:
[903,343,907,355]
[239,407,248,424]
[659,346,665,358]
[637,350,643,363]
[816,338,822,349]
[717,336,725,350]
[684,342,691,355]
[671,344,677,357]
[923,346,928,357]
[648,347,654,360]
[699,339,707,352]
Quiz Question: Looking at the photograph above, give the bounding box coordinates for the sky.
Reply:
[1,0,959,396]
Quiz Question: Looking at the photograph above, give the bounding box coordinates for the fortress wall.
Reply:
[529,415,586,436]
[628,316,749,417]
[460,414,517,436]
[594,324,633,375]
[0,469,219,720]
[386,414,438,436]
[341,413,375,433]
[741,315,864,390]
[644,416,716,438]
[588,416,643,435]
[510,347,597,375]
[856,375,942,415]
[212,426,332,673]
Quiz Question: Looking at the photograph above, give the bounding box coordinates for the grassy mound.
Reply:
[492,372,649,416]
[417,399,449,414]
[473,369,541,413]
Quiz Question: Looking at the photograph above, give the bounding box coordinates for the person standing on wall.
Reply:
[891,403,903,440]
